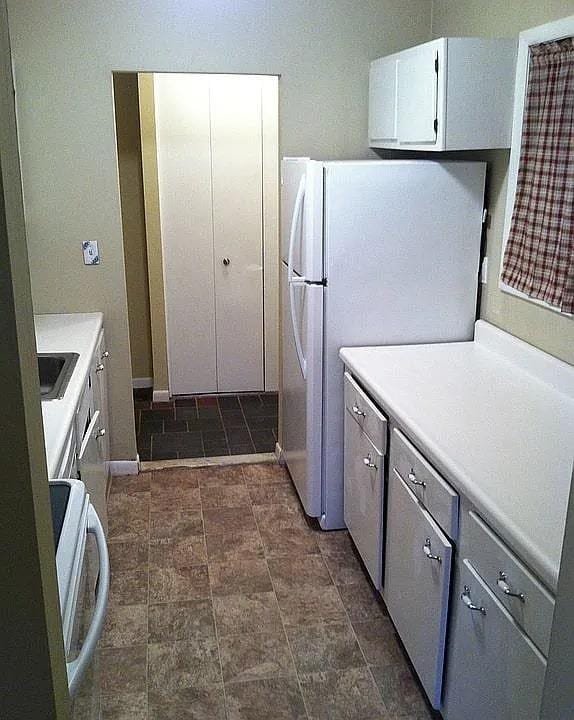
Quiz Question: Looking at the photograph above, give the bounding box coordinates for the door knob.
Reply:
[222,257,231,266]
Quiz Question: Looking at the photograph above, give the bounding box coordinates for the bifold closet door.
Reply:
[210,75,264,393]
[155,73,217,395]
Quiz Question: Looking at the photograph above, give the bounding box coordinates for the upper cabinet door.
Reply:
[369,38,516,151]
[396,40,441,145]
[368,56,398,144]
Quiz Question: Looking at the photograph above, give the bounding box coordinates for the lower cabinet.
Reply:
[384,468,452,708]
[343,409,385,588]
[78,411,108,534]
[443,559,546,720]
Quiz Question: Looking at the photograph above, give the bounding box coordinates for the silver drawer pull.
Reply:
[95,427,106,439]
[352,405,366,418]
[461,585,486,615]
[363,454,377,470]
[95,363,105,373]
[408,469,426,487]
[423,537,441,562]
[497,572,525,602]
[101,350,110,360]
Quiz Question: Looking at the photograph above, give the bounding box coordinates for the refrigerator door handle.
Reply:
[287,175,307,378]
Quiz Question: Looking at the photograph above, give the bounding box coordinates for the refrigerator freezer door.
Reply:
[321,160,486,529]
[281,158,324,282]
[281,262,324,517]
[281,158,308,274]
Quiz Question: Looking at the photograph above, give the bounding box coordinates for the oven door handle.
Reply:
[67,503,109,697]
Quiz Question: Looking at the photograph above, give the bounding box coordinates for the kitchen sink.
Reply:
[38,352,79,400]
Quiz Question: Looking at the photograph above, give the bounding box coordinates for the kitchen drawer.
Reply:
[344,410,384,588]
[384,468,452,708]
[344,372,387,453]
[443,559,546,720]
[468,511,555,656]
[391,428,458,539]
[75,381,92,448]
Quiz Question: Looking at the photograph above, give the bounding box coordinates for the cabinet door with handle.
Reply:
[443,559,546,720]
[78,410,108,534]
[91,331,109,465]
[384,468,452,708]
[343,410,384,589]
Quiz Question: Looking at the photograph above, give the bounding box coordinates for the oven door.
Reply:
[67,504,109,717]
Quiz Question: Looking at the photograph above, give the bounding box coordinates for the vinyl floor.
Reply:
[100,462,435,719]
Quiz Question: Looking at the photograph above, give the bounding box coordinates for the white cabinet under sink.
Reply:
[369,37,517,151]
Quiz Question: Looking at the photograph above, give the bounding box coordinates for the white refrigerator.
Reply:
[280,158,486,530]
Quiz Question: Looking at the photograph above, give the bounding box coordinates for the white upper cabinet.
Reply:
[369,38,517,151]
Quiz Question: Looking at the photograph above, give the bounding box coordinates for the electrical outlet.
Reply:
[82,240,100,265]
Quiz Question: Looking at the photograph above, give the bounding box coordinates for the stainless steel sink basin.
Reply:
[38,352,79,401]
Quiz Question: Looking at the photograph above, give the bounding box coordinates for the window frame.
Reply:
[499,14,574,316]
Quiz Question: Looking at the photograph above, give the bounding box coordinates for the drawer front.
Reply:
[344,410,384,588]
[75,381,93,448]
[391,428,458,539]
[344,372,387,453]
[384,468,452,708]
[468,512,555,656]
[444,559,546,720]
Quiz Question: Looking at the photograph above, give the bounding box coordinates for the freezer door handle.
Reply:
[287,175,307,379]
[67,503,109,697]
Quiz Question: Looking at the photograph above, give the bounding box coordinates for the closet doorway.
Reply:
[156,73,278,396]
[113,72,279,461]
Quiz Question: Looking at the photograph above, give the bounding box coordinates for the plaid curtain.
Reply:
[501,37,574,314]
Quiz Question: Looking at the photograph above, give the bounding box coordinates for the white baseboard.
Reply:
[153,389,171,403]
[109,458,140,476]
[132,377,153,389]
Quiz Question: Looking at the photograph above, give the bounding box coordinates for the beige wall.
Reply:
[432,1,574,365]
[113,73,153,382]
[7,0,431,458]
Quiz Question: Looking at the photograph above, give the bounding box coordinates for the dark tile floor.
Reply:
[103,462,435,720]
[134,390,278,461]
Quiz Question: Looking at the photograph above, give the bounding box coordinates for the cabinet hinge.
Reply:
[434,55,439,73]
[433,118,438,134]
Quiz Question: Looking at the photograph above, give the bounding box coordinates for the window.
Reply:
[500,16,574,316]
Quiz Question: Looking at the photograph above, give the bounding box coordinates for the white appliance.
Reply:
[280,158,486,529]
[51,478,109,710]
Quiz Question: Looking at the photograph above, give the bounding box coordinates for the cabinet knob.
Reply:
[408,469,426,487]
[352,405,365,418]
[363,454,377,471]
[423,537,442,563]
[96,363,105,373]
[222,257,231,266]
[497,572,525,602]
[101,350,110,360]
[95,427,106,439]
[461,585,486,615]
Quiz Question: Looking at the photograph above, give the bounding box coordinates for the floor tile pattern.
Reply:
[103,463,435,719]
[133,391,278,461]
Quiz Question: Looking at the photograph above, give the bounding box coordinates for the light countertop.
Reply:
[35,313,103,478]
[340,321,574,593]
